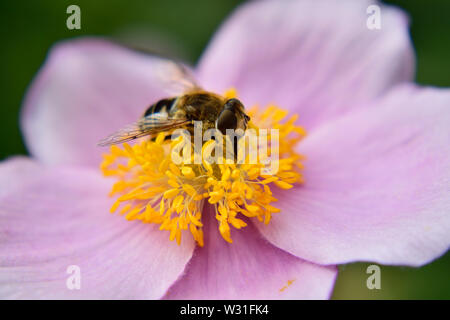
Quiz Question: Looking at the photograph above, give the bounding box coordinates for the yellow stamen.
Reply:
[100,89,306,246]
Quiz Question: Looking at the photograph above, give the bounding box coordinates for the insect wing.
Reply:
[98,116,191,146]
[157,61,201,95]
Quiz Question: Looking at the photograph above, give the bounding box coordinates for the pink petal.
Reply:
[21,38,171,167]
[0,156,40,198]
[164,205,337,300]
[197,0,414,130]
[0,159,195,299]
[256,84,450,267]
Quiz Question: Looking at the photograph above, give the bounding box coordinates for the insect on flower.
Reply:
[98,62,250,147]
[98,62,306,247]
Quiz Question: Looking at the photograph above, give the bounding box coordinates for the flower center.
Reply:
[100,90,306,246]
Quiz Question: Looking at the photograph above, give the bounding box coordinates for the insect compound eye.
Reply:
[217,109,238,135]
[217,98,248,135]
[224,98,242,110]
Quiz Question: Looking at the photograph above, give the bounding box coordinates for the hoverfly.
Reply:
[98,61,250,147]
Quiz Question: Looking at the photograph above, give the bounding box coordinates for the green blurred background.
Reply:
[0,0,449,299]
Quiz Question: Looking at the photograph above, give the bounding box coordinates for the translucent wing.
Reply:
[114,43,201,95]
[98,116,191,147]
[157,61,202,95]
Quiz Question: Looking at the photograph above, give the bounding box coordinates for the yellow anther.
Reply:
[274,180,293,189]
[221,167,231,182]
[164,188,179,199]
[181,166,195,179]
[125,207,141,221]
[110,200,120,213]
[246,205,260,213]
[165,170,177,180]
[231,169,241,180]
[159,199,165,215]
[230,217,247,229]
[155,132,166,145]
[219,221,233,243]
[169,163,181,176]
[123,143,135,157]
[168,179,179,188]
[261,177,278,184]
[182,184,197,197]
[159,158,170,173]
[119,203,132,215]
[173,195,184,213]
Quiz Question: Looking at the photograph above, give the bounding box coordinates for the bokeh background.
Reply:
[0,0,449,299]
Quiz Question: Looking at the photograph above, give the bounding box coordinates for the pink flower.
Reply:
[1,0,449,299]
